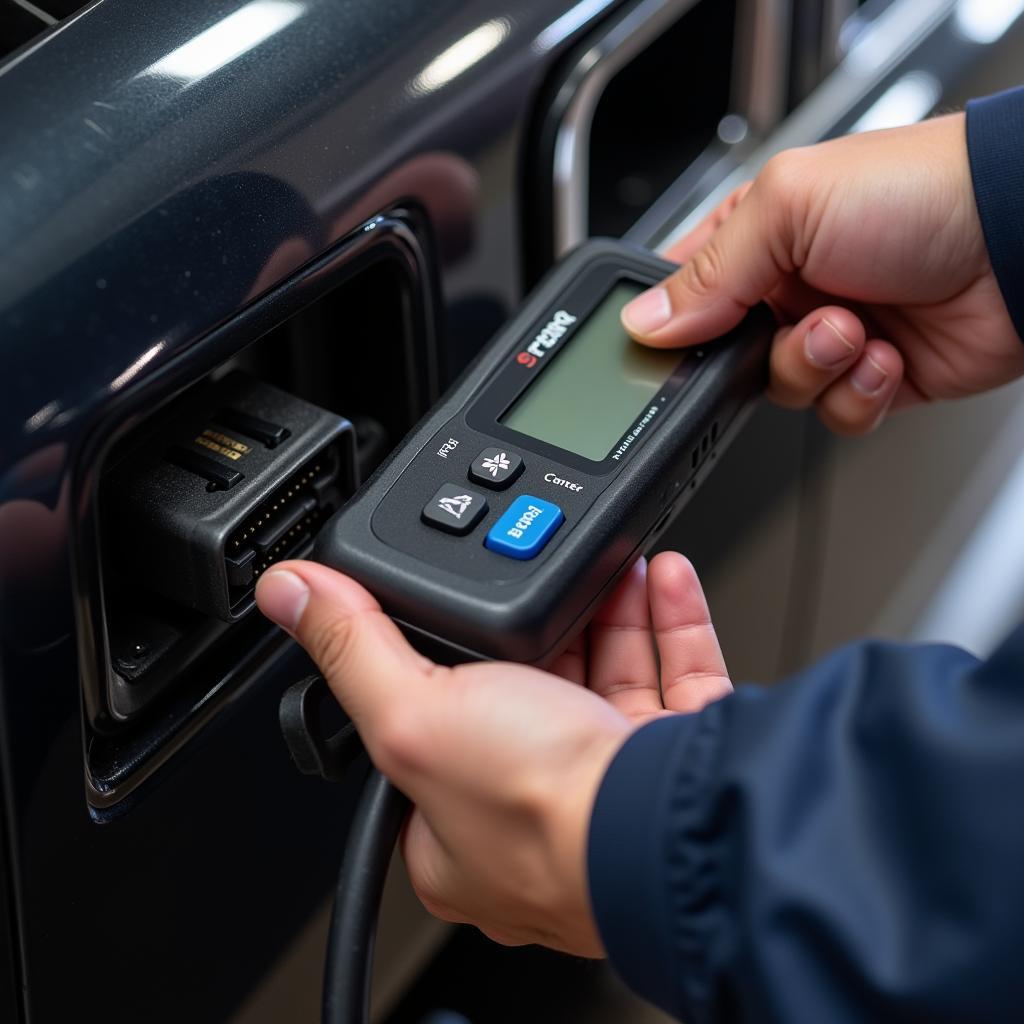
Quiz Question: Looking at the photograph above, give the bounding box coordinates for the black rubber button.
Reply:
[468,447,524,490]
[422,483,488,535]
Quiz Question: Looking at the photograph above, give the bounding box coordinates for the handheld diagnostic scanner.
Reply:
[315,238,773,665]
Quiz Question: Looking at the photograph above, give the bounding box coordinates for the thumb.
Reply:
[255,560,431,733]
[621,156,801,348]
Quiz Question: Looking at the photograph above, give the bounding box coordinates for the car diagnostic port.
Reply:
[108,372,354,623]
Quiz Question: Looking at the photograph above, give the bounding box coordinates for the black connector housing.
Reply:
[107,372,356,622]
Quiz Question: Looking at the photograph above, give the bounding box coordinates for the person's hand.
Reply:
[255,552,730,956]
[621,114,1024,435]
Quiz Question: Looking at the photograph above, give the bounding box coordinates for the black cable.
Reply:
[322,769,410,1024]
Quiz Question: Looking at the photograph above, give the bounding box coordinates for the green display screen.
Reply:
[501,282,682,461]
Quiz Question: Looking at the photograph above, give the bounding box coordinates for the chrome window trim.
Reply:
[824,0,859,62]
[655,0,957,252]
[734,0,794,134]
[551,0,791,257]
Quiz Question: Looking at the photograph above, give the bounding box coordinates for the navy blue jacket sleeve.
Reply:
[588,624,1024,1023]
[967,86,1024,341]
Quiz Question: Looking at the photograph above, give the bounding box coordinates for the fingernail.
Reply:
[622,287,672,334]
[805,318,855,368]
[851,355,889,396]
[256,569,309,633]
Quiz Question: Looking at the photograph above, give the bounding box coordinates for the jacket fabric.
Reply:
[587,85,1024,1023]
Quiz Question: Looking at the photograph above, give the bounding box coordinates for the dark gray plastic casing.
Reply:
[315,239,772,665]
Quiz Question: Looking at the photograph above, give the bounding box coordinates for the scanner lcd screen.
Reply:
[501,282,682,462]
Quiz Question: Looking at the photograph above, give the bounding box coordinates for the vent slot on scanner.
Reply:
[691,420,720,470]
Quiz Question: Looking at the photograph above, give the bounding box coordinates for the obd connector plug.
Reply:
[108,372,356,622]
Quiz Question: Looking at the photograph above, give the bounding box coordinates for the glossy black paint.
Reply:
[0,805,16,1023]
[0,1,624,1019]
[0,0,626,465]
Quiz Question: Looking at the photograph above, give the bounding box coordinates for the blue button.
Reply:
[485,495,564,560]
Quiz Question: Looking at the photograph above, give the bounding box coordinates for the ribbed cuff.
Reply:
[966,87,1024,344]
[587,714,702,1019]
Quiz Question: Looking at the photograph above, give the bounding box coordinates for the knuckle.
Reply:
[756,150,815,264]
[406,860,442,911]
[768,357,816,409]
[768,324,846,410]
[480,927,522,948]
[508,773,551,824]
[420,897,455,922]
[768,375,815,410]
[414,884,457,922]
[406,859,463,924]
[817,402,876,437]
[664,671,732,712]
[768,385,810,410]
[682,245,725,298]
[758,149,808,199]
[770,360,815,407]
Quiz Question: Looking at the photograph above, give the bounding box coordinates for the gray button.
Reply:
[468,447,524,490]
[422,483,488,535]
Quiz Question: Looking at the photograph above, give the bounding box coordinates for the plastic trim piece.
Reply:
[75,211,441,810]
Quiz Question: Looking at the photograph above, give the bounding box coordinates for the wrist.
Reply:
[587,713,707,1015]
[552,719,633,957]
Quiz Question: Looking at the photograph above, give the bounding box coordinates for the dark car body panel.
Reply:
[0,2,623,1019]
